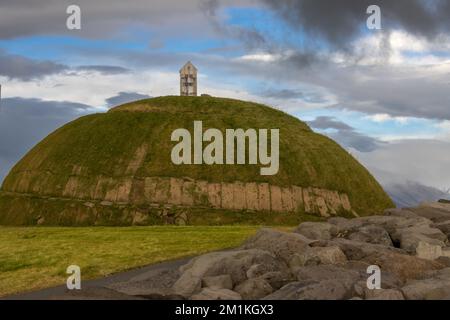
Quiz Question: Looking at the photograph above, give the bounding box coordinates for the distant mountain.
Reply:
[384,181,450,208]
[355,165,450,209]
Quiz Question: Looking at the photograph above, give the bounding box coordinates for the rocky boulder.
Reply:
[347,225,393,247]
[191,288,242,300]
[167,202,450,300]
[263,279,352,300]
[288,246,347,272]
[294,222,337,240]
[234,278,273,300]
[202,275,233,290]
[173,249,285,297]
[241,228,311,263]
[364,289,405,300]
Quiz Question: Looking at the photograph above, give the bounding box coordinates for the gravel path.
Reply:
[2,257,191,300]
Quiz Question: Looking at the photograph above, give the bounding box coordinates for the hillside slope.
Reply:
[0,96,393,225]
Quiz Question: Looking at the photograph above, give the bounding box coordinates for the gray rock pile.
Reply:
[107,202,450,300]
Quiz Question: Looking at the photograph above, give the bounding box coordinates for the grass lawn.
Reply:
[0,225,271,297]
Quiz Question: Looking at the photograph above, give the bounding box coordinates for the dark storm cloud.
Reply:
[200,0,268,49]
[307,116,353,130]
[259,87,327,103]
[0,50,130,81]
[0,97,94,183]
[308,116,382,152]
[281,51,318,68]
[193,1,450,120]
[0,0,241,39]
[320,64,450,121]
[260,89,305,100]
[105,92,152,107]
[0,51,67,81]
[0,50,131,80]
[2,0,450,122]
[261,0,450,49]
[200,0,220,17]
[237,58,450,120]
[329,129,383,153]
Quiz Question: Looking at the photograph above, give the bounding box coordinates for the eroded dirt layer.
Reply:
[5,173,355,217]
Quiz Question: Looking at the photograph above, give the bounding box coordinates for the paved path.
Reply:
[3,257,191,300]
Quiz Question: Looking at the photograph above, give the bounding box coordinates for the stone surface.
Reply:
[402,279,450,300]
[202,275,233,290]
[104,203,450,300]
[433,221,450,238]
[328,217,365,236]
[347,225,393,247]
[169,208,450,300]
[264,280,351,300]
[384,208,419,219]
[289,246,347,271]
[294,222,337,241]
[234,278,273,300]
[401,267,450,300]
[296,265,361,285]
[171,274,202,298]
[94,177,361,215]
[309,246,347,265]
[365,289,405,300]
[259,271,295,290]
[246,264,273,279]
[190,288,242,300]
[360,250,443,281]
[411,203,450,223]
[330,238,404,261]
[173,249,283,297]
[416,241,444,260]
[241,228,310,263]
[392,225,447,254]
[436,256,450,267]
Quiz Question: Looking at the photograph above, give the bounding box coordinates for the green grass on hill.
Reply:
[0,225,269,297]
[1,96,393,225]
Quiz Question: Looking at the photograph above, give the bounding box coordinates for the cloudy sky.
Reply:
[1,0,450,201]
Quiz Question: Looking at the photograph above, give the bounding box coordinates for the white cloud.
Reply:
[234,50,301,63]
[336,30,450,67]
[434,120,450,140]
[373,134,438,142]
[435,120,450,130]
[355,139,450,191]
[1,69,266,110]
[365,113,409,124]
[237,53,283,63]
[2,70,192,107]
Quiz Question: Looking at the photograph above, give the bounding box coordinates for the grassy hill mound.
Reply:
[0,96,393,225]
